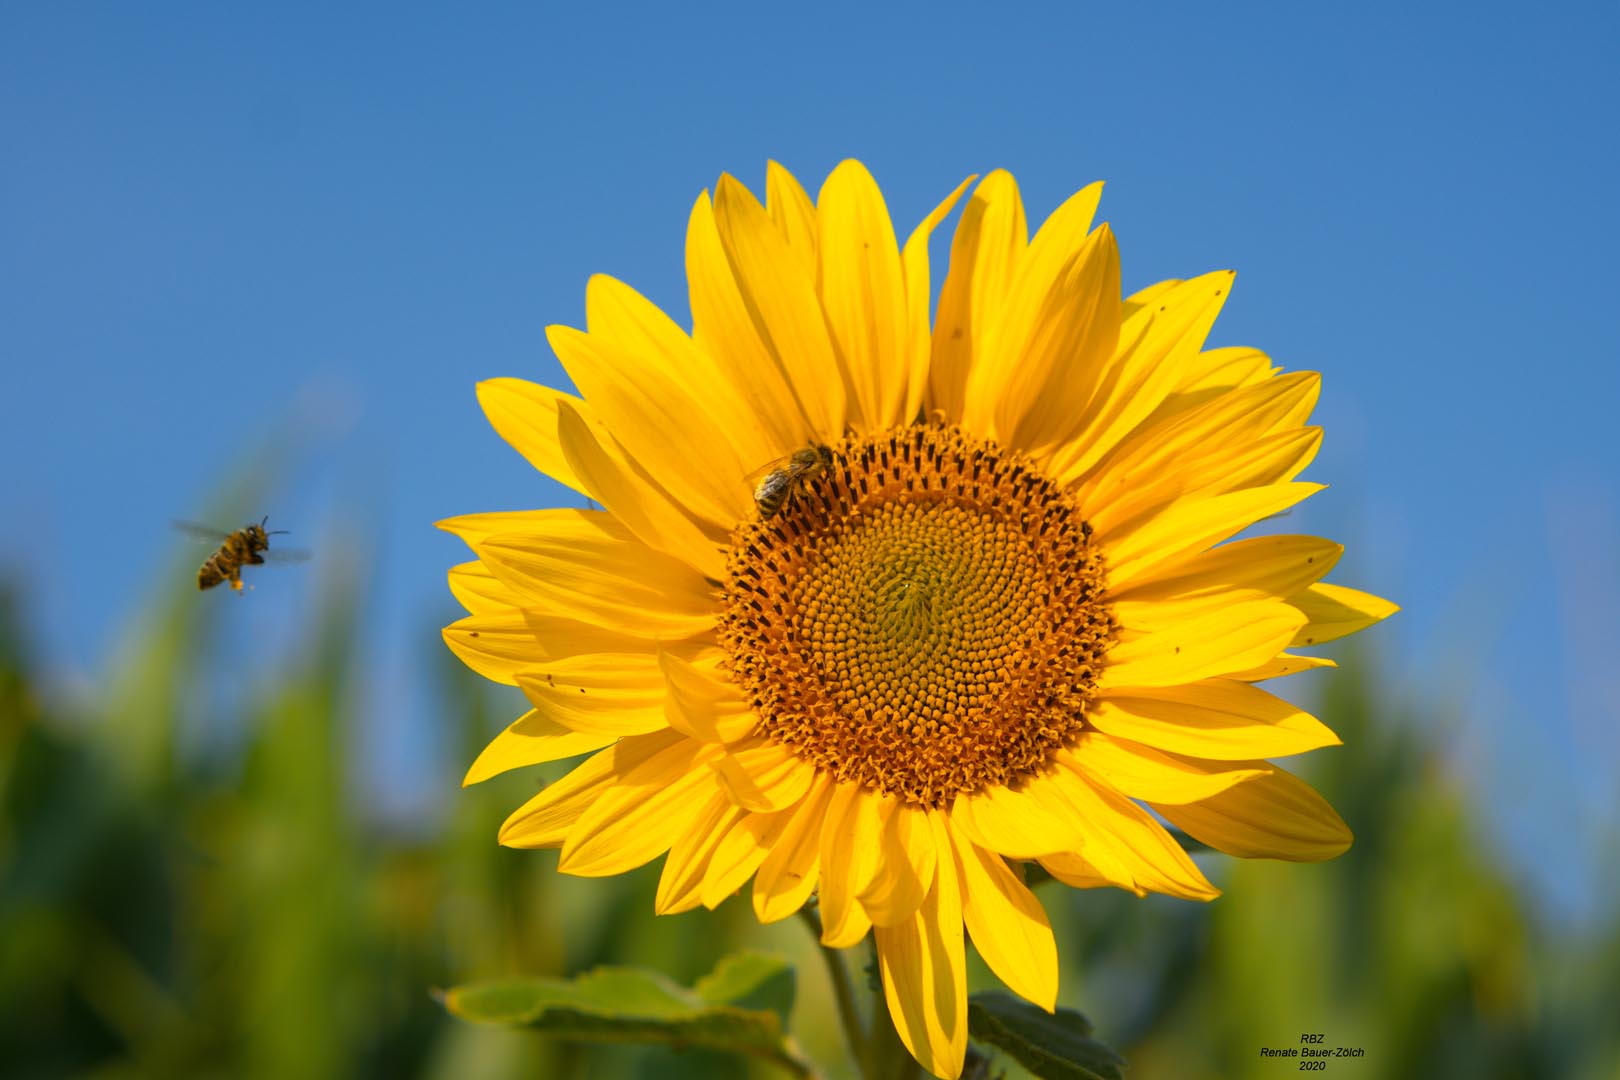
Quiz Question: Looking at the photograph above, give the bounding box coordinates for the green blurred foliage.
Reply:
[1,530,1616,1079]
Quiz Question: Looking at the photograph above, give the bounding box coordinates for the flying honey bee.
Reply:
[174,517,309,592]
[750,445,835,519]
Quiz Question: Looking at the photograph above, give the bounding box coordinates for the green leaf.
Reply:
[968,991,1127,1080]
[693,950,796,1027]
[441,952,811,1076]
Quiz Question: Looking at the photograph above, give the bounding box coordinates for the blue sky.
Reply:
[3,4,1616,919]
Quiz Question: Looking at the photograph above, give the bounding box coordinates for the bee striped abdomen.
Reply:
[197,551,243,590]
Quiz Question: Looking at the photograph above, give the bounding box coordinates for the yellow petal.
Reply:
[1138,344,1282,431]
[817,159,908,431]
[585,274,781,484]
[1173,344,1278,397]
[686,191,811,452]
[557,736,724,875]
[1210,426,1322,497]
[447,560,524,614]
[899,175,975,421]
[1122,277,1180,318]
[1075,370,1321,528]
[547,323,751,530]
[1022,182,1103,275]
[766,160,818,273]
[464,709,617,786]
[443,609,537,686]
[1101,482,1325,590]
[475,511,717,639]
[1028,303,1178,480]
[980,182,1107,434]
[655,791,734,913]
[437,509,562,548]
[521,612,715,661]
[555,400,725,579]
[1228,653,1338,682]
[875,810,968,1080]
[753,771,833,923]
[929,171,1027,424]
[1045,270,1236,481]
[1154,766,1352,861]
[1035,851,1112,890]
[859,802,937,928]
[656,791,747,915]
[1103,600,1307,687]
[1017,773,1137,890]
[1040,847,1188,899]
[1290,583,1400,646]
[969,224,1119,449]
[475,378,599,494]
[1089,679,1342,759]
[953,831,1057,1011]
[818,785,888,948]
[1089,426,1324,550]
[514,654,669,737]
[713,173,846,442]
[1110,535,1344,626]
[660,650,759,744]
[830,895,873,949]
[499,729,685,848]
[515,637,673,689]
[1040,767,1220,900]
[710,736,816,812]
[1060,739,1269,804]
[700,803,798,910]
[949,780,1079,858]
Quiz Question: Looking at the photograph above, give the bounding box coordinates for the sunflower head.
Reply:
[721,423,1115,807]
[442,160,1396,1079]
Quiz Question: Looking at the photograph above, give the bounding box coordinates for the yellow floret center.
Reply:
[719,424,1115,806]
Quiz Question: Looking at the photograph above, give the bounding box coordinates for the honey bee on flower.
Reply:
[749,445,835,519]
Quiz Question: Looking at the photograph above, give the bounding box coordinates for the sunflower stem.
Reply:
[798,907,871,1077]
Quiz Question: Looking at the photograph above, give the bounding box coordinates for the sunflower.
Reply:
[441,161,1396,1079]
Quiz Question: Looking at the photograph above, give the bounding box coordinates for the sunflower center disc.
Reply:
[719,425,1115,806]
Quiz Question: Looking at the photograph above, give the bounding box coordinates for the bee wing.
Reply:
[264,548,312,564]
[172,519,232,544]
[742,455,793,487]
